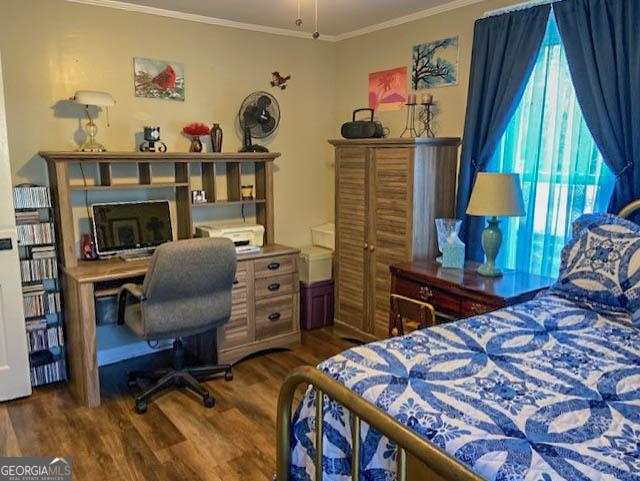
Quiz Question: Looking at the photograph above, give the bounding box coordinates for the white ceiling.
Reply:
[73,0,478,39]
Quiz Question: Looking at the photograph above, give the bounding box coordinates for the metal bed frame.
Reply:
[276,365,485,481]
[276,200,640,481]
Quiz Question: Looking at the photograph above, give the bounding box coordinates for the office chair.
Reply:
[117,237,237,414]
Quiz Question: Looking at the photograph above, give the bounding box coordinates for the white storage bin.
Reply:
[311,222,335,250]
[298,246,333,284]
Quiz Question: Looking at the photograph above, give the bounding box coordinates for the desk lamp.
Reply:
[71,90,115,152]
[466,172,525,277]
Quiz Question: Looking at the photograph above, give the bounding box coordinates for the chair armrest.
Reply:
[389,293,436,337]
[117,283,145,325]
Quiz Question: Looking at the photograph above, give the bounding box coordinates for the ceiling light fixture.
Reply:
[295,0,320,39]
[295,0,303,27]
[312,0,320,39]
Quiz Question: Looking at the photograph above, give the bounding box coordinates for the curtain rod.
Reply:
[483,0,560,18]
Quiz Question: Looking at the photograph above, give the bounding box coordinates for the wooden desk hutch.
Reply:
[41,151,300,407]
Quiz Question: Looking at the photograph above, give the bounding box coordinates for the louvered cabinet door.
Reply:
[370,148,413,338]
[335,148,368,332]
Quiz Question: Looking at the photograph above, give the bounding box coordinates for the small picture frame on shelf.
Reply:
[241,185,254,200]
[191,190,207,204]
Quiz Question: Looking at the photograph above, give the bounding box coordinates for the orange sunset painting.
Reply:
[368,66,407,112]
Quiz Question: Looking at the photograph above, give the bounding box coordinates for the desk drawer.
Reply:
[254,255,295,278]
[394,276,461,317]
[460,299,502,318]
[255,294,294,340]
[255,274,295,299]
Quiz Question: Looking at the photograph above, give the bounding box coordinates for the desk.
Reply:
[390,260,554,323]
[63,244,300,407]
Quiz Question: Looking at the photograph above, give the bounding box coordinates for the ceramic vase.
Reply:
[211,123,223,153]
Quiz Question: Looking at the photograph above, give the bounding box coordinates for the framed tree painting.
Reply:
[411,37,459,90]
[368,67,408,112]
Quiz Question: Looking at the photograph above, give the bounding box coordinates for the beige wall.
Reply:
[0,0,336,247]
[0,0,524,249]
[334,0,520,138]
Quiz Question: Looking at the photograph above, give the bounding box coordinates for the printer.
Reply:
[195,224,264,253]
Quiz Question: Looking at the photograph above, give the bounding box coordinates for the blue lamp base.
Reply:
[478,216,503,277]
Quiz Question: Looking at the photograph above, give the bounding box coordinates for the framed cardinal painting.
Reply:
[134,57,185,101]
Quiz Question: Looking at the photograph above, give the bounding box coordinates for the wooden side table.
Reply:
[389,261,555,326]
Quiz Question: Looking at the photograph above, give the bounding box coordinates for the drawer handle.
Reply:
[233,278,239,285]
[468,303,487,315]
[268,312,281,321]
[268,283,281,292]
[419,286,433,300]
[267,262,281,270]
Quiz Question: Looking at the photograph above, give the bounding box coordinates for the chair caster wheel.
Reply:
[203,395,215,408]
[135,401,148,414]
[225,370,233,381]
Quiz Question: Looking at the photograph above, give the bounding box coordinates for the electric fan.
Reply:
[238,91,280,152]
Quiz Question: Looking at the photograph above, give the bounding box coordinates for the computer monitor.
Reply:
[91,200,173,257]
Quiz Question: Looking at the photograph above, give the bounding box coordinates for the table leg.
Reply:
[64,276,100,407]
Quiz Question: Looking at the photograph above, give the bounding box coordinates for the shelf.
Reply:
[192,199,266,207]
[40,151,280,163]
[70,182,189,191]
[94,287,120,298]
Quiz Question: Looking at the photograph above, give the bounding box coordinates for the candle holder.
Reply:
[418,102,435,138]
[400,102,418,138]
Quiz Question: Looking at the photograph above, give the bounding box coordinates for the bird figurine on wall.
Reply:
[270,71,291,90]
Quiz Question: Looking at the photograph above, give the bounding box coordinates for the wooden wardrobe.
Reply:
[330,138,460,338]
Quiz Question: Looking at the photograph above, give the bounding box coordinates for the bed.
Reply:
[277,203,640,481]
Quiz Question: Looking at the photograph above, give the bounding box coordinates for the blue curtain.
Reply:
[456,5,552,262]
[554,0,640,215]
[488,14,615,277]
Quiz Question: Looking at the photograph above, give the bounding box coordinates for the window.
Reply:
[488,14,614,277]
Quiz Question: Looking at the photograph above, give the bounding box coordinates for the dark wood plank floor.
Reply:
[0,328,355,481]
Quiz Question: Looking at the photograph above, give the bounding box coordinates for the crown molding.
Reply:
[65,0,339,42]
[335,0,488,41]
[65,0,488,43]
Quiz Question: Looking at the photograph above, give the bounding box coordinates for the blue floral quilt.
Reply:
[290,294,640,481]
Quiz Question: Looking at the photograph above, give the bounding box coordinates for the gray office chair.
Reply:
[117,237,237,414]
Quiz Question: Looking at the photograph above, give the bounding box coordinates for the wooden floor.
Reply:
[0,328,355,481]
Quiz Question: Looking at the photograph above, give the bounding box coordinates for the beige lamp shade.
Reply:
[466,172,526,217]
[71,90,115,107]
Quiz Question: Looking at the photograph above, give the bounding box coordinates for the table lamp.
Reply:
[71,90,115,152]
[466,172,525,277]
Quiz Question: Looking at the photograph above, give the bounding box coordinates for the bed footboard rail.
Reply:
[276,365,484,481]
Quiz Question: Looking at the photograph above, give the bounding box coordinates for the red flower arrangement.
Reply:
[182,123,210,136]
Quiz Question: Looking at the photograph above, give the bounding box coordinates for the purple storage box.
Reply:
[300,280,334,330]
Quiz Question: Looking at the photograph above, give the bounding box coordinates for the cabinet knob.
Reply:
[363,242,368,250]
[419,286,433,300]
[369,245,375,252]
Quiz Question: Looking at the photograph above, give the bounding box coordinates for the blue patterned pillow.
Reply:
[552,217,640,325]
[571,212,640,239]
